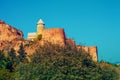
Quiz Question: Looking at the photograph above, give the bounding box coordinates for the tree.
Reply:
[6,48,17,72]
[18,44,27,63]
[0,50,13,79]
[0,50,8,69]
[8,48,16,62]
[37,34,42,40]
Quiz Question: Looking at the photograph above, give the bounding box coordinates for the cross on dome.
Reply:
[37,19,44,25]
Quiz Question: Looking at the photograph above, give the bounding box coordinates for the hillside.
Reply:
[0,42,119,80]
[0,20,119,80]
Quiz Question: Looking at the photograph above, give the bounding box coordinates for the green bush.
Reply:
[0,69,13,80]
[99,61,119,80]
[0,50,14,79]
[37,34,42,40]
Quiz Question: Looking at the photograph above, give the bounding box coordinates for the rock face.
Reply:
[0,20,23,55]
[0,40,24,55]
[0,20,23,41]
[0,40,9,50]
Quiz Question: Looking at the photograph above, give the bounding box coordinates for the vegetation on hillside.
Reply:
[0,42,119,80]
[37,34,42,40]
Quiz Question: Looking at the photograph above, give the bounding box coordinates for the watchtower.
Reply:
[37,19,45,34]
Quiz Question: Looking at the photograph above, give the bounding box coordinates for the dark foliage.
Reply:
[37,34,42,40]
[0,45,27,80]
[0,42,119,80]
[18,44,27,62]
[11,43,119,80]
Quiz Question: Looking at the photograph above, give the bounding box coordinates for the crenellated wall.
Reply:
[89,46,98,62]
[77,45,98,62]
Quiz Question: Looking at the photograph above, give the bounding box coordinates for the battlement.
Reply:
[77,45,98,62]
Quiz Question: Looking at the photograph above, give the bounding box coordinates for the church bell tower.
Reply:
[37,19,45,34]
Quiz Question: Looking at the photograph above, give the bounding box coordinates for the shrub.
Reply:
[37,34,42,40]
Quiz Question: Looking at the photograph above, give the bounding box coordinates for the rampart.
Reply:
[42,28,66,46]
[77,46,98,62]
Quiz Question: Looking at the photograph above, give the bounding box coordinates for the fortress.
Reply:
[27,19,98,62]
[0,19,98,62]
[27,19,66,45]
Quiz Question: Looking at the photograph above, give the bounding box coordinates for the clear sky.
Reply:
[0,0,120,63]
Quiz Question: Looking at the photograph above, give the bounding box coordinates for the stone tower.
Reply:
[37,19,45,34]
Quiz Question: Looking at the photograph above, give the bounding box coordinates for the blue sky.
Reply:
[0,0,120,63]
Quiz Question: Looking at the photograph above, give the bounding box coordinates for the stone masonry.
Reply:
[27,19,98,62]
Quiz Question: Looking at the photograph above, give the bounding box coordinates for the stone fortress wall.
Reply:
[0,20,98,62]
[77,46,98,62]
[27,19,98,62]
[28,19,66,46]
[42,28,66,46]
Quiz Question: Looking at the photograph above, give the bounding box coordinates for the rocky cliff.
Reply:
[0,20,23,55]
[0,20,23,41]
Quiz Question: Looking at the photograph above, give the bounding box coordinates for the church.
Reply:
[27,19,66,45]
[27,19,45,41]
